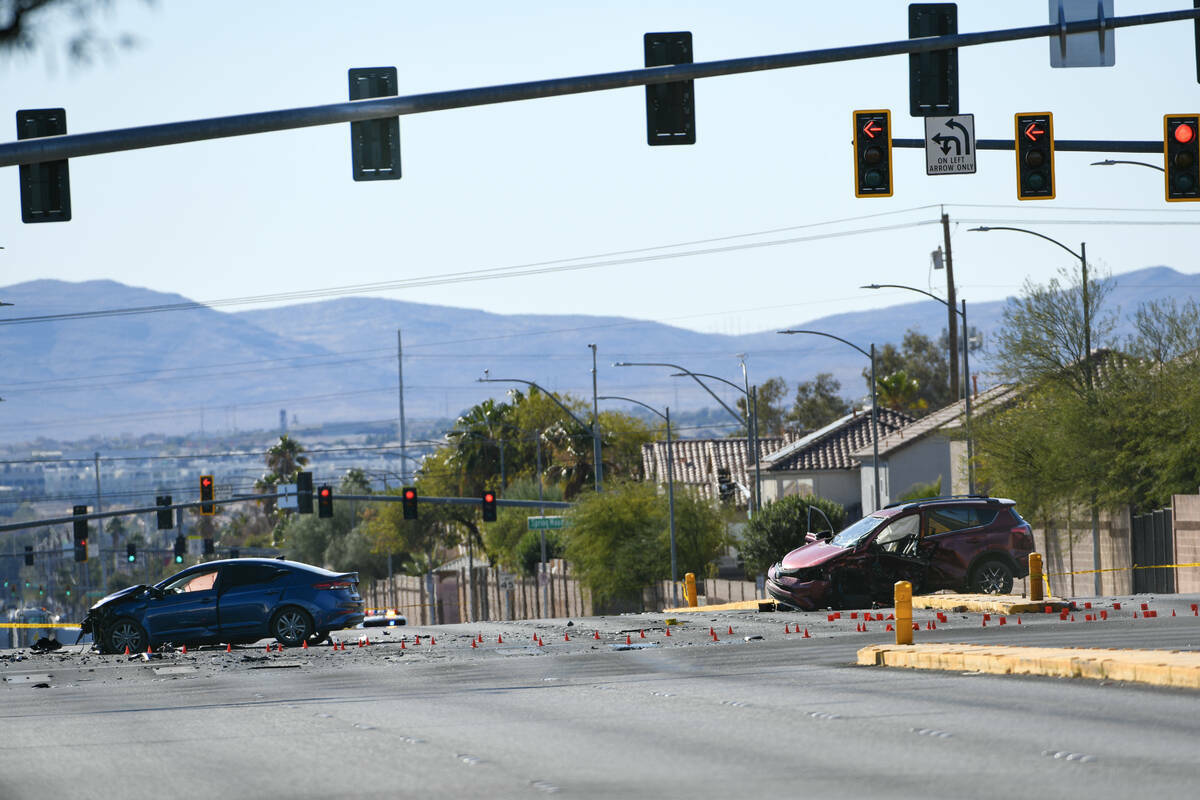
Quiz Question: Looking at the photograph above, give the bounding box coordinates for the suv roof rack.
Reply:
[883,494,999,509]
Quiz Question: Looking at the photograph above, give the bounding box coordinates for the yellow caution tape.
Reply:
[0,622,81,629]
[1044,561,1200,578]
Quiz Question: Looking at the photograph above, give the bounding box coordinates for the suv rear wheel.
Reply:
[971,558,1014,595]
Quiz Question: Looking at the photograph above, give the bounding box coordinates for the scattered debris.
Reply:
[29,637,62,654]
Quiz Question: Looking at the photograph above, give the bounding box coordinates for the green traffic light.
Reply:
[175,555,183,564]
[128,555,136,563]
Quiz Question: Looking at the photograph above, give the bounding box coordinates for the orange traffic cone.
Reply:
[564,632,570,641]
[471,639,477,649]
[593,630,600,640]
[226,643,232,653]
[497,634,503,644]
[181,644,187,654]
[400,640,405,650]
[727,625,734,635]
[123,646,130,655]
[626,634,632,645]
[302,639,308,650]
[640,630,645,638]
[802,628,811,638]
[665,626,671,637]
[430,637,436,645]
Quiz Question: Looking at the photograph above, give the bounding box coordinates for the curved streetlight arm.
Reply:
[968,226,1082,262]
[777,329,870,360]
[476,377,594,434]
[861,283,965,318]
[598,395,666,422]
[613,361,743,425]
[1091,158,1164,173]
[668,371,747,396]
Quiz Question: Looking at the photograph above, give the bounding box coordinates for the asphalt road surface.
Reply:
[2,594,1199,799]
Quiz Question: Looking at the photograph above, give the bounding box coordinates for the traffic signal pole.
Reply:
[0,8,1196,169]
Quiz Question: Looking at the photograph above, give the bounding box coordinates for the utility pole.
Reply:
[397,330,407,484]
[942,210,959,400]
[588,344,602,492]
[94,452,105,596]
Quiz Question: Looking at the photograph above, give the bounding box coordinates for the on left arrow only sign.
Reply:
[924,113,976,175]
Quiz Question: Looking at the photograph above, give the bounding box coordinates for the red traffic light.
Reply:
[1175,123,1195,144]
[483,492,495,503]
[320,487,331,498]
[201,476,213,488]
[404,488,415,500]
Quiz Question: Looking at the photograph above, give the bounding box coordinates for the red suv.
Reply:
[765,496,1035,611]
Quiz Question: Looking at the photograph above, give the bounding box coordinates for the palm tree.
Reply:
[266,435,309,482]
[875,370,928,414]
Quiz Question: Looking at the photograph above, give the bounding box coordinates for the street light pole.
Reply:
[776,330,880,512]
[589,344,603,492]
[861,282,974,493]
[969,224,1101,595]
[599,395,677,606]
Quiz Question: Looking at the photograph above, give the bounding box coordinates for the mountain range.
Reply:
[0,266,1196,445]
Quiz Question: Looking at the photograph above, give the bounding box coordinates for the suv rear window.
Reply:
[924,506,998,535]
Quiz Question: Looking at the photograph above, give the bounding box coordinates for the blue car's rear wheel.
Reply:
[270,607,313,647]
[104,617,148,654]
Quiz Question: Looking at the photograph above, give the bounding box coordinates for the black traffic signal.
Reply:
[174,535,186,564]
[1165,114,1200,201]
[349,67,401,181]
[230,548,240,559]
[203,538,215,556]
[318,485,333,518]
[853,110,893,197]
[644,32,695,146]
[199,475,215,515]
[73,504,88,563]
[17,108,71,223]
[402,487,418,520]
[156,495,173,530]
[127,543,137,563]
[481,490,497,522]
[1015,112,1054,200]
[908,4,958,117]
[24,545,33,566]
[297,471,314,514]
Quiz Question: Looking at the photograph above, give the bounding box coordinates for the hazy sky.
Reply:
[3,0,1200,337]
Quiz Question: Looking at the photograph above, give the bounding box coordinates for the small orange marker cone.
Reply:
[886,623,894,632]
[226,643,232,653]
[123,646,130,655]
[711,630,719,641]
[1172,609,1177,617]
[709,627,715,637]
[537,637,543,647]
[593,630,600,640]
[784,624,791,634]
[301,639,307,650]
[1017,616,1022,624]
[626,634,632,645]
[497,634,503,644]
[564,632,570,641]
[802,627,811,638]
[267,644,273,653]
[400,640,405,650]
[640,630,645,638]
[665,626,671,636]
[471,639,477,648]
[727,625,734,635]
[430,637,435,645]
[999,617,1007,626]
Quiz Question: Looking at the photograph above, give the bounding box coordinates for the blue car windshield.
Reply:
[830,515,886,548]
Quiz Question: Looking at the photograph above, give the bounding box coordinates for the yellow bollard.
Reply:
[1029,553,1044,602]
[894,580,913,645]
[685,573,698,608]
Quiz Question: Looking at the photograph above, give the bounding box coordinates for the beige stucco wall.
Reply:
[1031,506,1132,598]
[1172,494,1200,593]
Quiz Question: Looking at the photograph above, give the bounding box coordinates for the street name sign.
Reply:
[277,483,298,510]
[527,515,565,531]
[924,113,975,175]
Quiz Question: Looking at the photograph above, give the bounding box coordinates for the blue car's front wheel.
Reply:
[103,617,148,654]
[270,607,313,647]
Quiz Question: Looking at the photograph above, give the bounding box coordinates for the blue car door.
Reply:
[217,563,290,640]
[144,567,221,643]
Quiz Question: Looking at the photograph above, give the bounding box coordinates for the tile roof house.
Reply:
[758,406,915,519]
[848,384,1015,512]
[641,434,804,508]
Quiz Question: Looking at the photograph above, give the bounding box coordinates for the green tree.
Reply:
[1,0,142,62]
[874,370,927,414]
[669,489,729,579]
[565,481,666,605]
[787,372,851,431]
[516,528,566,577]
[481,478,565,572]
[738,494,847,577]
[867,329,951,415]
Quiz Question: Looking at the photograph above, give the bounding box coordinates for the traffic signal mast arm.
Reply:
[1,7,1197,168]
[890,137,1162,153]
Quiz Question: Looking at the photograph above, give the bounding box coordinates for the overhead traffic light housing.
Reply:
[174,535,186,564]
[296,471,314,514]
[156,495,173,530]
[402,487,418,520]
[73,504,88,563]
[1165,114,1200,201]
[318,485,333,518]
[908,3,959,117]
[348,67,401,181]
[853,110,893,197]
[203,538,215,556]
[17,108,71,223]
[199,475,215,515]
[1015,112,1054,200]
[644,32,696,146]
[481,490,497,522]
[127,543,137,563]
[24,545,33,566]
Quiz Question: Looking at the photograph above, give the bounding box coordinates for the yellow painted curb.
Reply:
[858,643,1200,690]
[911,593,1071,614]
[662,599,773,613]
